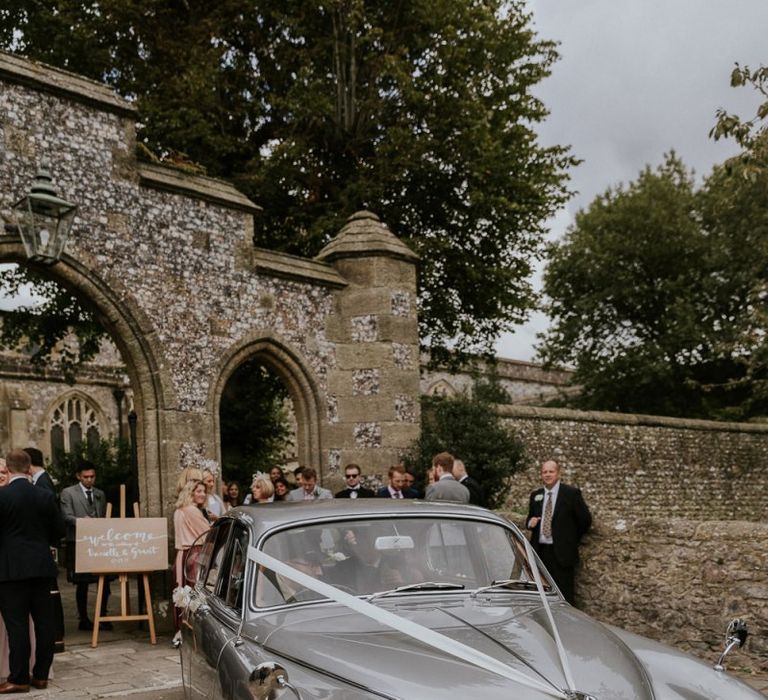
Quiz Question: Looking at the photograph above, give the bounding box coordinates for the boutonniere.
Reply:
[534,494,544,502]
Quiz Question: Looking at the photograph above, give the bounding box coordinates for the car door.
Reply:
[182,519,234,700]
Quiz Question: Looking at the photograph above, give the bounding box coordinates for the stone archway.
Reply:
[0,241,171,516]
[210,332,324,479]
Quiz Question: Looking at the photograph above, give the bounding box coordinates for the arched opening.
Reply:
[212,334,324,500]
[0,240,169,516]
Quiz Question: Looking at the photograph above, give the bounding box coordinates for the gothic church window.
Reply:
[49,395,102,460]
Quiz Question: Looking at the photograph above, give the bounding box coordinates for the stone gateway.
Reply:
[0,51,420,518]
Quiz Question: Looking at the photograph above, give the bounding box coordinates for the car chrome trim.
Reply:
[248,544,569,699]
[522,535,577,693]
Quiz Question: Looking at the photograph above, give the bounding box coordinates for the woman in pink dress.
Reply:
[173,480,211,589]
[172,480,210,647]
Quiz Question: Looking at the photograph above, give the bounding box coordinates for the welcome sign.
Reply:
[75,518,168,573]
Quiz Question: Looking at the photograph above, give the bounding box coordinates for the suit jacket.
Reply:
[375,486,419,498]
[425,475,470,503]
[0,477,64,581]
[60,483,107,542]
[33,469,56,495]
[526,482,592,568]
[459,475,484,506]
[335,486,376,498]
[286,486,333,501]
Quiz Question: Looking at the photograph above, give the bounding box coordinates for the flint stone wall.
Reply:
[499,405,768,673]
[499,405,768,522]
[504,511,767,672]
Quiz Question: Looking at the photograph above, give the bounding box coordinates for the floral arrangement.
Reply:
[172,585,193,609]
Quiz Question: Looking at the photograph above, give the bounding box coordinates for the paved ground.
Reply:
[19,571,767,698]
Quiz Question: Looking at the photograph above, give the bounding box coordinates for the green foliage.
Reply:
[711,63,768,179]
[406,390,527,509]
[219,358,293,490]
[0,265,106,384]
[539,151,768,419]
[0,0,576,359]
[49,437,133,510]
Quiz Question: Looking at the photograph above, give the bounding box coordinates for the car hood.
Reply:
[253,594,653,699]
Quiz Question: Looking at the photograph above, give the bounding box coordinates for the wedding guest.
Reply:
[60,461,111,631]
[173,480,211,588]
[269,466,283,484]
[273,478,291,501]
[244,476,274,504]
[202,469,225,519]
[172,480,210,647]
[224,482,242,510]
[174,466,203,497]
[0,449,63,692]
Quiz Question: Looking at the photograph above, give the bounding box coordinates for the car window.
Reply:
[219,525,249,611]
[253,517,545,607]
[202,520,232,594]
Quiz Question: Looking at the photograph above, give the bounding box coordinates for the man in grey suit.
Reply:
[425,452,469,504]
[59,461,111,631]
[286,467,333,501]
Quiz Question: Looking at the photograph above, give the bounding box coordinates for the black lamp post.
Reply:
[11,163,77,264]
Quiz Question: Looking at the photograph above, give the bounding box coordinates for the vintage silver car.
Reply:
[179,500,762,700]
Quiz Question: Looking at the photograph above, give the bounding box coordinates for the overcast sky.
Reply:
[495,0,768,362]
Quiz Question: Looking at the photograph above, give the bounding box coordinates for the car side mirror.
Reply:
[248,662,301,699]
[714,618,749,672]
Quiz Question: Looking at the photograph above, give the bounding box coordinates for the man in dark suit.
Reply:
[452,459,484,506]
[60,460,111,631]
[335,464,375,499]
[23,447,65,654]
[24,447,55,494]
[376,465,418,498]
[0,449,64,692]
[526,459,592,606]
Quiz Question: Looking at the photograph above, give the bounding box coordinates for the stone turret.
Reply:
[317,211,420,481]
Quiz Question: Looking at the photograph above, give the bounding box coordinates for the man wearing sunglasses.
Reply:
[335,464,375,499]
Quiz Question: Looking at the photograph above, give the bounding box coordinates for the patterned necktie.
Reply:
[542,491,553,538]
[86,490,94,507]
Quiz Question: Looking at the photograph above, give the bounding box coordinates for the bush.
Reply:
[406,390,527,509]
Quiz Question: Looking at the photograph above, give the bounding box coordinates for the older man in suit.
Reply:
[526,459,592,606]
[60,460,112,630]
[0,449,64,692]
[425,452,469,504]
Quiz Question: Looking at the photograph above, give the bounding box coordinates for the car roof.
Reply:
[225,499,506,535]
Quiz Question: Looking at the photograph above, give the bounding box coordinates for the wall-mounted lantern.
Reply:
[11,164,77,264]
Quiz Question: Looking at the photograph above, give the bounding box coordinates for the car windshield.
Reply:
[253,517,548,607]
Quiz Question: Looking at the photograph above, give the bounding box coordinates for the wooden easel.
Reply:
[91,485,157,648]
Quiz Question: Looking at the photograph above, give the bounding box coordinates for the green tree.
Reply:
[711,63,768,179]
[0,266,105,384]
[406,389,526,508]
[219,358,293,490]
[539,152,768,419]
[1,0,575,361]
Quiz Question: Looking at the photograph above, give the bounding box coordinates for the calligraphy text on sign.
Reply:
[75,518,168,573]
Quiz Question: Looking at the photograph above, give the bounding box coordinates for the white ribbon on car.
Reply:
[247,546,568,699]
[522,537,577,694]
